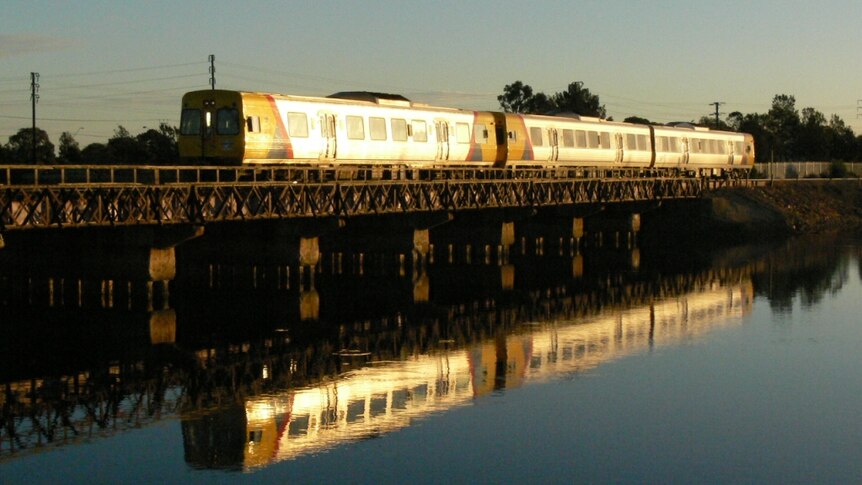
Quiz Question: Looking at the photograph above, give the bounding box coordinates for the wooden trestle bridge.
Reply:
[0,164,746,232]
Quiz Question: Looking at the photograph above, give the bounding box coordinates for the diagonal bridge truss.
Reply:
[0,165,744,231]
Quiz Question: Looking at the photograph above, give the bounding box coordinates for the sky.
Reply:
[2,0,861,149]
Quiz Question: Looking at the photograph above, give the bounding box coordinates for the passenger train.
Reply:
[178,89,754,177]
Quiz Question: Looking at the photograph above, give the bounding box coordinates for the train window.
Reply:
[216,108,240,135]
[669,138,680,152]
[246,116,261,133]
[575,130,586,148]
[562,129,574,147]
[412,120,427,142]
[180,109,201,135]
[391,119,408,141]
[734,142,743,154]
[636,135,648,151]
[287,112,309,138]
[530,127,543,147]
[474,123,488,143]
[369,117,387,141]
[347,116,365,140]
[456,123,470,143]
[600,132,611,149]
[586,131,599,149]
[626,134,636,150]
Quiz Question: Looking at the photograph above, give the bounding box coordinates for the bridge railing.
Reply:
[0,164,735,188]
[0,165,247,186]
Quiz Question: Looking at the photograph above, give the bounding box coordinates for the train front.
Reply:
[179,90,245,164]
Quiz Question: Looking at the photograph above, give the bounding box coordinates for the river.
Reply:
[1,229,860,484]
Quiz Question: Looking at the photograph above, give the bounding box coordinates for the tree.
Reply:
[698,115,730,130]
[136,122,179,164]
[624,116,652,125]
[498,80,605,117]
[81,143,111,164]
[765,94,800,161]
[108,125,148,164]
[796,107,827,160]
[827,115,857,162]
[549,82,606,118]
[726,112,745,132]
[58,131,83,164]
[4,127,55,164]
[497,81,535,114]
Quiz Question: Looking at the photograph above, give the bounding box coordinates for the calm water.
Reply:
[1,229,861,484]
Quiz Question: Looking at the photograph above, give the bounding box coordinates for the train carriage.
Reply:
[179,90,503,167]
[179,89,754,177]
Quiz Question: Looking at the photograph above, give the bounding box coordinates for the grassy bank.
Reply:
[639,180,862,245]
[708,180,862,235]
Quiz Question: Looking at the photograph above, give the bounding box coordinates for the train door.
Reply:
[547,128,559,161]
[614,133,624,163]
[681,138,690,165]
[435,121,450,161]
[493,112,507,167]
[727,140,734,165]
[319,113,337,160]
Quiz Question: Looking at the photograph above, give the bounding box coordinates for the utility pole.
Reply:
[857,100,862,119]
[709,101,724,128]
[209,55,215,90]
[30,72,40,164]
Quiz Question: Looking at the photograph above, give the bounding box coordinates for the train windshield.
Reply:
[217,108,240,135]
[180,109,201,135]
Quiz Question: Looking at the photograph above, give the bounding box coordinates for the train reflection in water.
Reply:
[212,279,752,470]
[1,224,770,471]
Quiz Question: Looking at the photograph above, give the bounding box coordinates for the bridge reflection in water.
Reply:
[187,277,752,470]
[0,226,772,472]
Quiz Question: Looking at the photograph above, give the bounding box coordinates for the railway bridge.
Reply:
[0,164,747,279]
[0,164,743,232]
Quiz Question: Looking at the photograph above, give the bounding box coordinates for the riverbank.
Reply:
[642,180,862,244]
[707,180,862,236]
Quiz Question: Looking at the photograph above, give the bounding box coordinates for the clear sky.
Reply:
[2,0,861,148]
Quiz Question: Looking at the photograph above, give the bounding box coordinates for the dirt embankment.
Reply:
[706,180,862,236]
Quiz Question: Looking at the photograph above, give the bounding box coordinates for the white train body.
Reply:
[179,89,755,176]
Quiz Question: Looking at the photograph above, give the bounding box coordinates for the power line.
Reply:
[42,61,205,79]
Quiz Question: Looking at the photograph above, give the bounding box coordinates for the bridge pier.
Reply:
[584,212,641,250]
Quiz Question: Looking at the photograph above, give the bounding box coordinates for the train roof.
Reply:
[327,91,412,107]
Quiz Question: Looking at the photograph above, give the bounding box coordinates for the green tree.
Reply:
[624,116,652,125]
[136,122,179,164]
[58,131,83,164]
[797,107,828,160]
[726,112,744,132]
[81,143,111,163]
[497,81,535,113]
[827,115,857,162]
[108,125,148,164]
[765,94,800,161]
[4,127,55,164]
[498,80,604,117]
[737,112,771,163]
